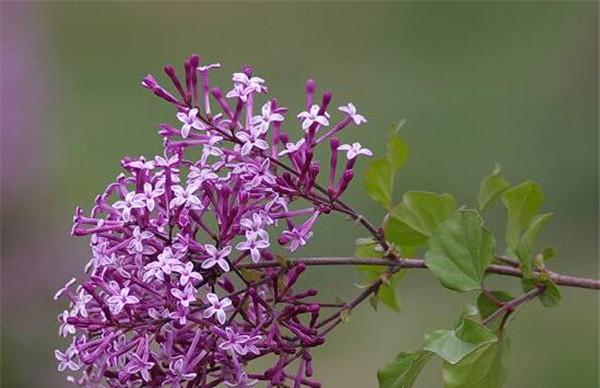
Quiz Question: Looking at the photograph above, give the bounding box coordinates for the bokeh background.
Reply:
[1,2,598,387]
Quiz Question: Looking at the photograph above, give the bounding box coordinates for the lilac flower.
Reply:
[125,156,155,171]
[236,233,270,263]
[236,128,269,156]
[171,283,197,308]
[232,72,267,94]
[170,183,202,209]
[139,182,164,211]
[219,327,249,355]
[56,54,372,387]
[54,277,76,300]
[338,142,373,159]
[201,136,224,164]
[106,287,140,314]
[168,356,197,383]
[244,335,262,355]
[177,107,205,138]
[339,103,367,125]
[143,247,181,281]
[174,261,203,285]
[58,311,76,337]
[122,339,155,382]
[113,191,145,221]
[155,153,179,168]
[280,228,314,252]
[55,347,80,372]
[240,213,271,240]
[297,104,329,130]
[72,288,92,318]
[128,226,155,255]
[278,138,306,156]
[252,101,284,133]
[203,293,232,324]
[226,83,251,102]
[201,244,232,272]
[188,165,219,186]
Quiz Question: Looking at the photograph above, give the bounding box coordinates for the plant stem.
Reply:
[237,256,600,290]
[482,286,546,325]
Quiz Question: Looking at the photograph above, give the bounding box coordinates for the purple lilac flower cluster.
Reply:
[55,54,370,387]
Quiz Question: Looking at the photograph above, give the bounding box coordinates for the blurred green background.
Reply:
[1,2,597,387]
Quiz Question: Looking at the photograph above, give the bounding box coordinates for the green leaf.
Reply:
[515,213,553,276]
[424,317,497,364]
[540,279,561,307]
[355,241,402,312]
[477,164,510,212]
[425,210,495,292]
[365,158,394,208]
[378,279,401,312]
[390,192,457,237]
[387,133,409,170]
[521,278,561,307]
[443,335,511,388]
[377,350,432,388]
[357,267,402,312]
[369,294,379,311]
[502,181,543,252]
[384,214,429,248]
[476,291,514,320]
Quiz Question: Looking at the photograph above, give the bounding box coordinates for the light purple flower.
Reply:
[128,226,155,255]
[113,191,146,221]
[58,54,373,387]
[140,182,164,212]
[177,108,205,138]
[54,277,76,300]
[58,310,76,337]
[107,287,140,315]
[219,327,249,355]
[236,129,269,156]
[338,103,367,125]
[168,356,197,382]
[278,138,306,157]
[201,136,224,164]
[338,142,373,160]
[236,233,269,263]
[203,293,232,324]
[143,247,182,282]
[188,165,219,186]
[297,104,329,130]
[281,228,314,252]
[55,347,80,372]
[201,244,232,272]
[154,154,179,168]
[173,262,203,285]
[171,283,197,308]
[72,289,93,318]
[169,183,202,209]
[251,101,284,133]
[123,343,154,382]
[125,156,155,170]
[232,72,267,94]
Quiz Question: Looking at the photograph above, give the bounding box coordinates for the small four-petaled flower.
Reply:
[338,142,373,160]
[203,293,232,325]
[177,108,205,138]
[297,104,330,130]
[107,287,140,315]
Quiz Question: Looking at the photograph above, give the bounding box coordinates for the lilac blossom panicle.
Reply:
[55,53,370,387]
